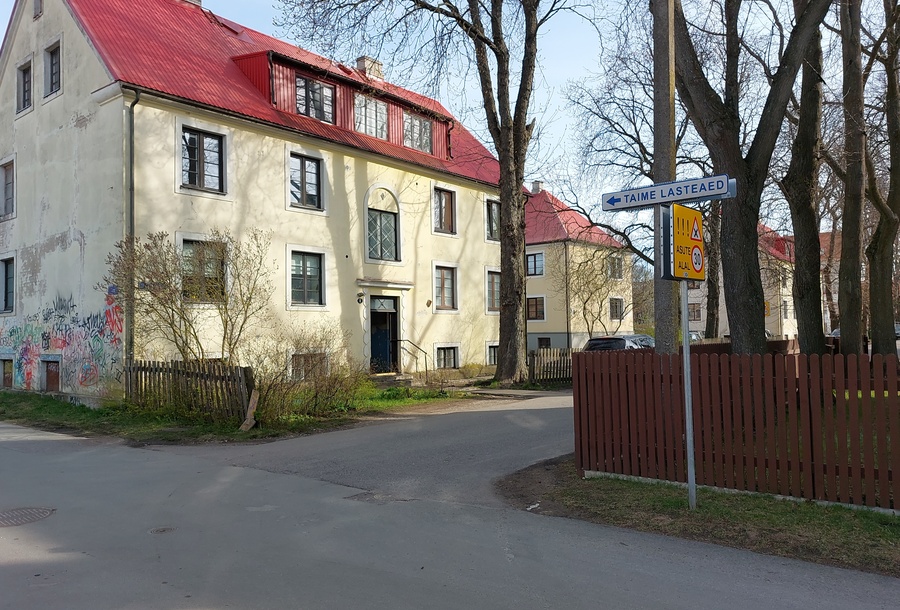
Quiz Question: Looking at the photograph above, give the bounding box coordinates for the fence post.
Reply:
[528,351,535,385]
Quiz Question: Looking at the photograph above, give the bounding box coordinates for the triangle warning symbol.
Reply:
[690,217,702,242]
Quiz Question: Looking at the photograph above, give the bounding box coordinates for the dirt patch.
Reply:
[494,453,581,518]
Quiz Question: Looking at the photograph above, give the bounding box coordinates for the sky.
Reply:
[0,0,606,191]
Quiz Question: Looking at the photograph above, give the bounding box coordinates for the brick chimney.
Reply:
[356,56,384,79]
[531,180,544,194]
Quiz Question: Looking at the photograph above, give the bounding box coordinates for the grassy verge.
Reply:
[497,455,900,578]
[0,387,466,444]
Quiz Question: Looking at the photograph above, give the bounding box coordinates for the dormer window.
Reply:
[354,94,387,139]
[403,111,432,153]
[296,75,334,123]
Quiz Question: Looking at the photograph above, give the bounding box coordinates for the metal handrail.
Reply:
[393,339,429,384]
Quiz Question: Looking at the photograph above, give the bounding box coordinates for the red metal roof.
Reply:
[525,189,622,247]
[63,0,500,186]
[758,224,795,264]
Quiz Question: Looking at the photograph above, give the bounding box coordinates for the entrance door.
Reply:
[370,297,398,373]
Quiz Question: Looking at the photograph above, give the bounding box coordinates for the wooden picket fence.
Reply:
[573,351,899,510]
[124,360,252,421]
[528,348,577,383]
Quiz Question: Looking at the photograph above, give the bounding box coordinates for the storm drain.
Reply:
[0,507,55,527]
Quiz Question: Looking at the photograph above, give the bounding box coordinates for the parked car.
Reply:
[582,336,642,351]
[622,334,655,349]
[688,331,703,343]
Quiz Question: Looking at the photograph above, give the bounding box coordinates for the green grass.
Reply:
[503,456,900,578]
[0,386,467,444]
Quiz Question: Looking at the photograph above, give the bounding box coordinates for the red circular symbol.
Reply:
[691,245,703,273]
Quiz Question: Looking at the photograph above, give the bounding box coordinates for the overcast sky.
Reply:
[0,0,605,190]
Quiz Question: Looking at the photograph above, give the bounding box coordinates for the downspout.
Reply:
[121,85,141,363]
[564,240,571,348]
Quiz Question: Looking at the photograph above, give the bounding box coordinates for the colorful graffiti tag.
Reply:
[0,294,124,394]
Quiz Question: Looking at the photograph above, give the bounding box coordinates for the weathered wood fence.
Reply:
[528,348,576,383]
[124,360,252,421]
[573,351,899,510]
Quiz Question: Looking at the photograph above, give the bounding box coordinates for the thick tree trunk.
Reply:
[838,0,865,354]
[780,5,825,355]
[704,198,721,339]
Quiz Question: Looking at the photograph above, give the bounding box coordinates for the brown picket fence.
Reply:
[125,360,252,421]
[573,351,899,509]
[528,348,577,383]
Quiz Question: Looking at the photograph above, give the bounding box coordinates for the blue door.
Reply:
[370,297,398,372]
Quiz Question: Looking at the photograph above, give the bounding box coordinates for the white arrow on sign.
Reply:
[602,175,735,212]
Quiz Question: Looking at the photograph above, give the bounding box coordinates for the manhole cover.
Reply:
[0,507,55,527]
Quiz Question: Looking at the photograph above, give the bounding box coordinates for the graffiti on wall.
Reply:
[0,294,123,394]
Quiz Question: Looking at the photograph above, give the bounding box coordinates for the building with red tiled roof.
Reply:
[523,183,633,349]
[0,0,503,400]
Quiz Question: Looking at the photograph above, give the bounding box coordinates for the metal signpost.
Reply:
[602,176,735,510]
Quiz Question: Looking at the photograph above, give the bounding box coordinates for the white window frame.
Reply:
[431,184,458,237]
[526,250,545,277]
[432,260,460,314]
[175,232,228,308]
[354,93,388,139]
[486,343,499,366]
[0,154,16,220]
[42,36,62,101]
[285,145,328,215]
[403,111,432,153]
[484,197,501,242]
[286,243,328,310]
[175,117,233,201]
[434,342,460,370]
[485,266,501,316]
[526,295,546,322]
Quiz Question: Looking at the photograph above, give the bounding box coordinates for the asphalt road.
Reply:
[1,393,898,609]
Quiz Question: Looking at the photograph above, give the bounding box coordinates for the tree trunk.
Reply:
[838,0,865,354]
[704,198,721,339]
[780,2,825,355]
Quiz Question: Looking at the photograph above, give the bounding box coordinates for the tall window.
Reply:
[436,346,458,369]
[45,43,61,96]
[526,297,545,321]
[182,240,225,303]
[296,76,334,123]
[487,345,498,366]
[782,299,792,319]
[182,128,224,192]
[34,0,43,18]
[435,266,456,310]
[526,252,544,276]
[688,303,702,322]
[354,94,387,139]
[289,154,321,209]
[403,111,432,152]
[17,63,31,112]
[486,200,500,241]
[434,188,455,234]
[291,252,323,305]
[607,254,624,279]
[487,271,501,312]
[367,209,398,261]
[609,297,625,320]
[1,162,14,217]
[1,258,13,313]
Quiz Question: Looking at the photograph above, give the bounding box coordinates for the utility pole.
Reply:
[652,0,679,354]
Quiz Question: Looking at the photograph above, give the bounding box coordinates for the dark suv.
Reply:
[582,336,642,351]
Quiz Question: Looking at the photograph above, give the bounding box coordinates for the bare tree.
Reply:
[671,0,832,354]
[275,0,574,383]
[102,229,275,362]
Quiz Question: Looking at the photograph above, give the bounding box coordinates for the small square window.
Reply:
[688,302,702,322]
[17,63,32,112]
[435,266,457,310]
[1,162,14,217]
[182,128,224,192]
[526,253,544,276]
[609,297,625,321]
[403,111,432,153]
[487,271,501,312]
[486,200,500,241]
[292,352,327,380]
[537,337,551,349]
[289,154,321,209]
[355,94,387,139]
[182,240,225,303]
[291,251,323,305]
[436,346,458,369]
[526,297,545,321]
[44,43,61,97]
[434,189,455,234]
[296,76,334,123]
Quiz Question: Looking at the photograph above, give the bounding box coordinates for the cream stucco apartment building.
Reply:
[0,0,503,400]
[524,184,633,350]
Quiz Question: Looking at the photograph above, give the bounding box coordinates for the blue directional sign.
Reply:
[601,175,735,211]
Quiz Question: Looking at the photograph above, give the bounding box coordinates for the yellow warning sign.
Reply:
[671,204,705,280]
